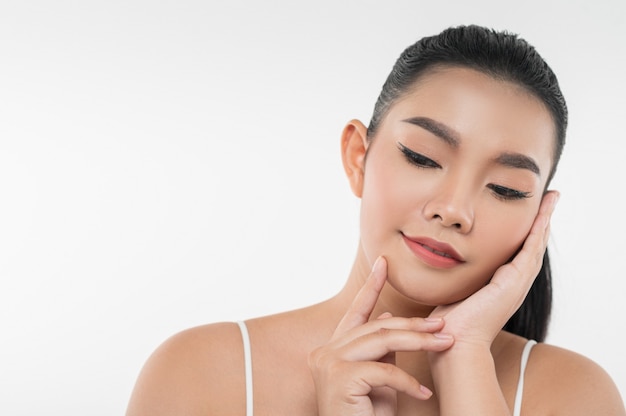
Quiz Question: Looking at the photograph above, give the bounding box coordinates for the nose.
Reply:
[422,182,475,234]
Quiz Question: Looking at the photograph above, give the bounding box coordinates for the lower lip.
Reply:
[402,235,463,269]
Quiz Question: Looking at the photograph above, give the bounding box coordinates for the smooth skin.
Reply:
[126,68,625,416]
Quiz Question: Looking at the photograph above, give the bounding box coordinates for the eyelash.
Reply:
[397,142,532,201]
[487,184,531,201]
[397,142,441,168]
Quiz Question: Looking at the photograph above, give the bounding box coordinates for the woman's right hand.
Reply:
[308,257,455,416]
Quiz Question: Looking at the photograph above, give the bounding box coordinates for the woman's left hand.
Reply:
[429,190,559,349]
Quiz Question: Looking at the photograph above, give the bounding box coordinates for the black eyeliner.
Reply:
[488,184,532,201]
[396,142,441,169]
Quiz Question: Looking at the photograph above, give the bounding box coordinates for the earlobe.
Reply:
[340,119,369,198]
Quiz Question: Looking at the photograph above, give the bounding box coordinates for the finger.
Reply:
[342,361,434,400]
[376,312,393,320]
[530,190,559,238]
[335,329,454,362]
[489,191,559,307]
[376,314,396,372]
[330,316,447,350]
[334,256,387,335]
[375,314,398,371]
[509,190,559,276]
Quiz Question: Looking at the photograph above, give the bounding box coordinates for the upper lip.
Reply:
[402,234,465,262]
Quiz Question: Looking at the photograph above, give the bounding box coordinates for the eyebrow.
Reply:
[495,153,541,176]
[402,116,460,148]
[402,116,541,176]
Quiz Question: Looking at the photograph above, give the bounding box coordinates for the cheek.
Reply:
[446,205,539,303]
[476,204,538,272]
[358,158,412,258]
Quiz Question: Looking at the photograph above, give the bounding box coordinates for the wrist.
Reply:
[428,341,494,378]
[428,342,508,415]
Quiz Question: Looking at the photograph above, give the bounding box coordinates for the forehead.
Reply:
[382,67,556,178]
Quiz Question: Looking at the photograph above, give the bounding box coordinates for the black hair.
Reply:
[368,25,568,342]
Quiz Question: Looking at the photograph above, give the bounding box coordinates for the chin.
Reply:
[386,263,493,307]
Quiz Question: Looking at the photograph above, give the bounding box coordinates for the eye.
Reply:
[397,142,441,169]
[487,184,532,201]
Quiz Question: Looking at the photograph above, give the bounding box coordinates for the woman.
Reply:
[126,25,625,415]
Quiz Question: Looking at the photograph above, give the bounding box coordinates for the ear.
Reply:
[340,119,369,198]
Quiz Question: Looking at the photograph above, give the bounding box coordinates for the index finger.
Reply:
[333,256,387,337]
[491,190,559,297]
[512,190,559,270]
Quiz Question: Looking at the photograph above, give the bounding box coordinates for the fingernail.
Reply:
[425,317,443,323]
[372,256,385,274]
[434,332,453,340]
[419,384,433,399]
[377,312,392,320]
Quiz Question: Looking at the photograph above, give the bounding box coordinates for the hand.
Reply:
[429,190,560,349]
[308,257,455,416]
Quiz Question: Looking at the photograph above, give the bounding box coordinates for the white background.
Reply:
[1,1,625,414]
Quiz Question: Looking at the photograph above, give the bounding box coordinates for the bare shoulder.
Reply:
[525,342,625,415]
[126,322,246,416]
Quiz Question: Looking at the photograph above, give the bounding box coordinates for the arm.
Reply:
[308,257,455,416]
[125,323,246,416]
[428,191,559,415]
[431,341,626,416]
[430,344,508,414]
[527,344,625,415]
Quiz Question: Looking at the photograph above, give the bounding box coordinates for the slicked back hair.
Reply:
[367,25,567,341]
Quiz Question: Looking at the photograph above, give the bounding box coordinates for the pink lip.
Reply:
[401,234,465,269]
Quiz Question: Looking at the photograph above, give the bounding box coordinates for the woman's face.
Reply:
[358,67,555,306]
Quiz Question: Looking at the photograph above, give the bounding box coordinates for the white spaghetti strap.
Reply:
[513,339,537,416]
[237,321,254,416]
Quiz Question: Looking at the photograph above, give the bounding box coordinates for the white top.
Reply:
[237,321,254,416]
[236,321,536,416]
[513,338,537,415]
